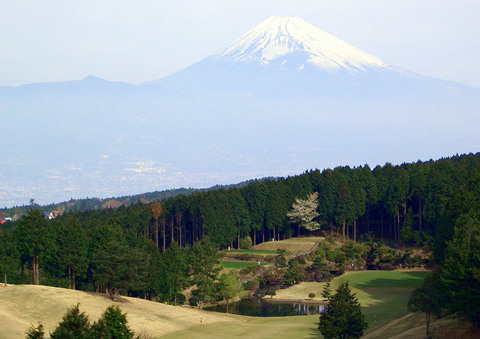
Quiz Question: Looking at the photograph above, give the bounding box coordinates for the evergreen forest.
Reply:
[1,153,480,321]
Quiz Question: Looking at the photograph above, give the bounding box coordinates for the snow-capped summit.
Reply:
[216,16,389,73]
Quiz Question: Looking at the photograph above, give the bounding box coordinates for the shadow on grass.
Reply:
[307,319,322,339]
[335,270,429,288]
[353,271,428,288]
[332,272,429,332]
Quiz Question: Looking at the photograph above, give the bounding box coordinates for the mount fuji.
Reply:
[158,16,464,95]
[1,16,479,207]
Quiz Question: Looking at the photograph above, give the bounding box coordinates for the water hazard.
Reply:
[205,298,325,317]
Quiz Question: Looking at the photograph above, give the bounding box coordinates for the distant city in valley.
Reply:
[1,16,479,207]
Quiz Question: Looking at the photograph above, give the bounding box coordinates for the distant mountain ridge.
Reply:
[1,16,479,207]
[0,180,258,219]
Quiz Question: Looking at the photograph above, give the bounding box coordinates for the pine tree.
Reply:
[157,242,189,303]
[15,209,52,284]
[0,226,18,286]
[25,324,45,339]
[92,240,149,299]
[56,216,88,289]
[91,305,134,339]
[407,273,444,337]
[439,210,480,328]
[189,237,221,309]
[321,281,332,300]
[50,304,91,339]
[318,282,368,339]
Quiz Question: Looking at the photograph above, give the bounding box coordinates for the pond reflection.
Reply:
[205,298,325,317]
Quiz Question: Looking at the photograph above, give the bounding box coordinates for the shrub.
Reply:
[239,236,252,249]
[189,295,200,307]
[334,249,346,266]
[266,287,276,298]
[377,246,390,257]
[354,243,366,255]
[326,250,337,262]
[275,255,287,267]
[342,241,357,259]
[311,255,326,269]
[176,293,186,305]
[26,305,135,339]
[309,292,316,299]
[377,263,395,270]
[325,235,335,244]
[318,240,331,252]
[244,278,260,291]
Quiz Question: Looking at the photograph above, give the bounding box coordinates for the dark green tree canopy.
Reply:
[90,305,134,339]
[319,282,368,339]
[49,304,91,339]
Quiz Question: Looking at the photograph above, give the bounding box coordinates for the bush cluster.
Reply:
[26,304,134,339]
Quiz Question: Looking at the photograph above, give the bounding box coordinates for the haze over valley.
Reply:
[1,15,479,207]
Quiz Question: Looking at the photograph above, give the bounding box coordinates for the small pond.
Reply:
[205,298,325,317]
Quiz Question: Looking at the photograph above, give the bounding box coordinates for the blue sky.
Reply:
[2,0,479,87]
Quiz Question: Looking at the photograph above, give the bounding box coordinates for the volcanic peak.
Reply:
[217,16,389,73]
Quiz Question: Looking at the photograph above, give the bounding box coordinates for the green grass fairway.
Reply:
[334,270,428,288]
[221,261,267,269]
[270,270,429,332]
[160,315,320,339]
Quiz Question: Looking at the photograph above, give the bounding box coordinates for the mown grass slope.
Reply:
[0,270,436,338]
[0,284,237,339]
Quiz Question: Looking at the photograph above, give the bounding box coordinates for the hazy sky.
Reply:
[2,0,479,87]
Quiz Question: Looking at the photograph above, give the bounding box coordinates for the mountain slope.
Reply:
[1,16,479,207]
[218,16,388,72]
[158,16,475,99]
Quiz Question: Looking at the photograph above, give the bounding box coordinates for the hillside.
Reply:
[2,272,475,338]
[0,284,237,338]
[0,284,319,339]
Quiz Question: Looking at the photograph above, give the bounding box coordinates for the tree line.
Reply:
[1,153,480,300]
[116,153,480,252]
[137,153,480,253]
[408,156,480,333]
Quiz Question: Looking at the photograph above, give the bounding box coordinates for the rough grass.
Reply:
[251,236,323,253]
[363,312,480,339]
[0,284,237,339]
